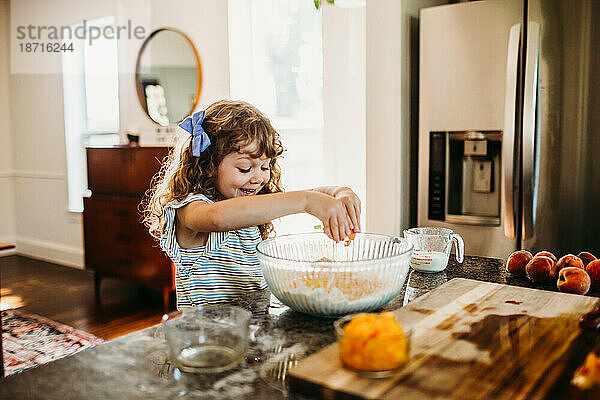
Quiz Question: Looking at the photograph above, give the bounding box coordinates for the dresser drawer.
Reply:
[86,249,171,285]
[85,212,148,246]
[85,224,138,256]
[83,195,172,286]
[84,196,143,224]
[87,147,129,195]
[129,147,169,195]
[87,146,169,196]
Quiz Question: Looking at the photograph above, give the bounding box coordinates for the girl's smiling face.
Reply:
[215,142,271,199]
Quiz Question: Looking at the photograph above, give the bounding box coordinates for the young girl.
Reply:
[143,99,361,309]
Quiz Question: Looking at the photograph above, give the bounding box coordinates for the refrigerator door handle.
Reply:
[522,21,540,239]
[502,23,521,239]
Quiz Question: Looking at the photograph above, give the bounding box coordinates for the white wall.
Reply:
[6,0,230,267]
[322,5,366,218]
[366,0,403,236]
[126,0,231,132]
[0,0,16,255]
[365,0,447,236]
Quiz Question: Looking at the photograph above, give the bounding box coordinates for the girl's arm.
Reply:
[312,186,361,233]
[177,190,354,242]
[311,186,350,197]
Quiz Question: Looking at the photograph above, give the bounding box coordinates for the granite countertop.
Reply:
[1,255,598,399]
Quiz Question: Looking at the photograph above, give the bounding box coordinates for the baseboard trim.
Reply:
[0,236,17,257]
[16,236,84,269]
[0,249,17,257]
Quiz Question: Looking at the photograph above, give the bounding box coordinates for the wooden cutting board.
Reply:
[288,278,600,399]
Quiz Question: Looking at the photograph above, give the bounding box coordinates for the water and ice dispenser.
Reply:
[428,130,502,226]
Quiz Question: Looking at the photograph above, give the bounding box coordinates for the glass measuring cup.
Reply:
[403,227,464,273]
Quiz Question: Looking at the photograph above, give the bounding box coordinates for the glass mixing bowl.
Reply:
[256,232,413,317]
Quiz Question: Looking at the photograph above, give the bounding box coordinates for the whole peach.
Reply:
[525,256,557,282]
[577,251,597,267]
[506,250,533,275]
[557,267,591,295]
[534,251,557,264]
[556,254,584,273]
[586,260,600,289]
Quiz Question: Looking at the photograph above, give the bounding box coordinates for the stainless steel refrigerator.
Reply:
[417,0,600,259]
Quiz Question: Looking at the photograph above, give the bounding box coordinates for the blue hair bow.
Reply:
[178,110,211,157]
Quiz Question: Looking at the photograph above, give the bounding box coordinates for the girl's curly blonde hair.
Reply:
[141,100,284,240]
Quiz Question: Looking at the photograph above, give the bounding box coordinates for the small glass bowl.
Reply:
[334,312,412,378]
[162,305,251,373]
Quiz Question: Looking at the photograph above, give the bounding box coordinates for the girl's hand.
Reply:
[305,191,353,242]
[312,186,362,234]
[332,187,361,234]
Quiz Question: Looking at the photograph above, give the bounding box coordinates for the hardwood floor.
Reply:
[0,255,175,340]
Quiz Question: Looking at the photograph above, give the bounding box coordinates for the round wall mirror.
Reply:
[135,28,202,126]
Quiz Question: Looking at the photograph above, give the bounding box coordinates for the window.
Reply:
[229,1,366,236]
[229,0,325,235]
[229,0,323,129]
[82,20,120,134]
[62,16,120,212]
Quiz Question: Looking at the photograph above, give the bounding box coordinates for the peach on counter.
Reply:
[578,251,597,267]
[557,267,591,295]
[586,260,600,289]
[556,254,585,273]
[506,250,533,275]
[534,251,557,264]
[526,256,557,282]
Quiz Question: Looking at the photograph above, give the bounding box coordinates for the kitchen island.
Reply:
[1,255,599,399]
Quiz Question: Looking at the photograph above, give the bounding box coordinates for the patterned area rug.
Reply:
[2,309,104,376]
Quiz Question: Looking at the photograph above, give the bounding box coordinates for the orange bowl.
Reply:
[334,311,411,377]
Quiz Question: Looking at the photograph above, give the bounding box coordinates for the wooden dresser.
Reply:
[83,145,173,311]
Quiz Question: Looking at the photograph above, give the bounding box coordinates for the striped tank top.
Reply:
[160,193,267,309]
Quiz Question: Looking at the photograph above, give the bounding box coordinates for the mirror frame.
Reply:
[135,27,203,125]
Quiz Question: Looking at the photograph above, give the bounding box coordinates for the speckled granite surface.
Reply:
[1,255,598,399]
